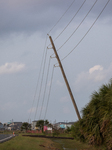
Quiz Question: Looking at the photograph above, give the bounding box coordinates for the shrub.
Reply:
[72,79,112,149]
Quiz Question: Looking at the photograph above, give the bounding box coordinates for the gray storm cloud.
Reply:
[0,0,111,36]
[0,0,111,123]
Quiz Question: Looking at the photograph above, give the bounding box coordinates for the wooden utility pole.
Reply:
[49,36,81,120]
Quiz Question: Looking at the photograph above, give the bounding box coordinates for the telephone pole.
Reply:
[49,36,81,120]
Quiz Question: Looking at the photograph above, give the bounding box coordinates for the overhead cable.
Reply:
[28,35,48,121]
[44,65,55,120]
[48,0,76,34]
[39,57,51,120]
[61,0,110,61]
[54,0,87,41]
[34,47,48,120]
[57,0,98,51]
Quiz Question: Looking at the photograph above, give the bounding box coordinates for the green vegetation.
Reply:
[52,138,104,150]
[52,128,60,137]
[21,122,31,132]
[1,80,112,149]
[36,120,51,133]
[0,134,62,150]
[71,79,112,150]
[0,133,103,150]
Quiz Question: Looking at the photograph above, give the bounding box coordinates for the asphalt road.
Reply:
[0,134,14,143]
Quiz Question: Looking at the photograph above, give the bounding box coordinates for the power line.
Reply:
[57,0,98,51]
[30,0,76,120]
[48,0,76,34]
[50,0,87,57]
[28,35,48,121]
[61,0,110,62]
[39,57,51,120]
[54,0,87,41]
[44,65,55,120]
[33,0,76,120]
[34,47,48,120]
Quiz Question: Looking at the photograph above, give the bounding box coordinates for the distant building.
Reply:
[31,120,38,130]
[53,122,65,129]
[4,124,8,130]
[8,122,22,130]
[65,122,75,129]
[53,122,75,129]
[31,120,52,132]
[44,126,52,133]
[44,126,47,131]
[0,122,5,130]
[47,126,52,131]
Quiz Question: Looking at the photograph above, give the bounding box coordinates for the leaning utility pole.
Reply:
[49,36,81,120]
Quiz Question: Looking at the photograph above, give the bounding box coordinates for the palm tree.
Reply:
[36,120,44,132]
[21,122,30,132]
[72,79,112,148]
[36,120,50,132]
[44,120,49,126]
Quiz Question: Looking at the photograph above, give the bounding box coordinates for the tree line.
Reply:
[21,120,52,132]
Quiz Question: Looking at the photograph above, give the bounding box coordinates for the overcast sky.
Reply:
[0,0,112,124]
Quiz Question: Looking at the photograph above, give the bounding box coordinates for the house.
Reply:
[8,122,22,130]
[53,122,66,129]
[44,126,47,131]
[47,126,52,131]
[53,122,75,130]
[31,120,38,130]
[0,122,5,130]
[65,122,75,129]
[44,126,52,133]
[4,124,8,130]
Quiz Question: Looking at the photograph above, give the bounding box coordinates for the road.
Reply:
[0,134,14,143]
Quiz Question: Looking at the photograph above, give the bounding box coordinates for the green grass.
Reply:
[0,133,105,150]
[52,139,106,150]
[0,134,62,150]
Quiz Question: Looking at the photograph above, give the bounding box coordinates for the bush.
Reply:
[72,79,112,149]
[52,129,60,137]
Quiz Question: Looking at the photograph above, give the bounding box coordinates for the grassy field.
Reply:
[52,138,105,150]
[0,133,105,150]
[0,134,62,150]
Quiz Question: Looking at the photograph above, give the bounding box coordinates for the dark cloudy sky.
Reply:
[0,0,112,124]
